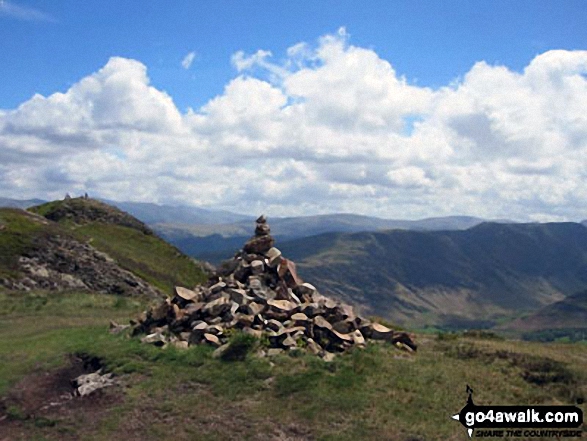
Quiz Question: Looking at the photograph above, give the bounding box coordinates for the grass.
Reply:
[0,209,52,278]
[1,290,585,441]
[73,223,206,293]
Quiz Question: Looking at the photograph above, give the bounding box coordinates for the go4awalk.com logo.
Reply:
[451,386,584,438]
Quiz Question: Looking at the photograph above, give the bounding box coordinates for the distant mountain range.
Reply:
[0,197,47,209]
[152,214,516,263]
[102,200,254,225]
[275,222,587,329]
[2,197,587,332]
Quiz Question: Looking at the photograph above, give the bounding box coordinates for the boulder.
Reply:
[151,300,171,321]
[351,329,365,345]
[250,260,264,275]
[265,247,282,267]
[322,352,336,363]
[282,335,297,348]
[295,282,317,298]
[141,332,166,346]
[73,371,116,397]
[267,299,296,313]
[244,235,274,254]
[172,340,189,350]
[255,223,271,236]
[203,296,231,317]
[313,315,333,331]
[277,259,303,288]
[332,320,354,334]
[290,312,309,323]
[267,348,284,357]
[265,319,284,332]
[109,320,130,334]
[183,302,204,316]
[203,333,221,347]
[210,281,227,294]
[391,331,418,351]
[174,286,201,302]
[212,343,230,359]
[227,287,251,304]
[306,338,323,355]
[368,323,394,340]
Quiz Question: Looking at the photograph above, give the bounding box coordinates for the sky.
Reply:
[1,1,587,221]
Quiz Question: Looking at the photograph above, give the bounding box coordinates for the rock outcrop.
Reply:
[1,234,162,298]
[132,217,416,359]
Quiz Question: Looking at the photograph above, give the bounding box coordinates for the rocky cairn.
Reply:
[131,216,416,360]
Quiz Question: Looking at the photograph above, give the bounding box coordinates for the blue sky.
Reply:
[2,1,586,111]
[1,1,587,221]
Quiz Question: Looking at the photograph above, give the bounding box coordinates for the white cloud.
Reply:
[181,51,196,70]
[1,30,587,221]
[0,0,54,22]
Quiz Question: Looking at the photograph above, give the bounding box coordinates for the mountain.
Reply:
[0,198,207,296]
[502,289,587,334]
[273,222,587,329]
[155,214,512,263]
[0,197,46,209]
[103,199,254,225]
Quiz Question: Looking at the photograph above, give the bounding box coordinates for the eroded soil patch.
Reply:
[0,354,123,441]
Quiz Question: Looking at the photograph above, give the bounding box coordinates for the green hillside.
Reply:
[278,222,587,329]
[1,198,206,295]
[502,289,587,341]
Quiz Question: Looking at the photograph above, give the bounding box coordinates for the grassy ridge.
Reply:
[73,223,206,293]
[1,291,585,440]
[1,200,207,295]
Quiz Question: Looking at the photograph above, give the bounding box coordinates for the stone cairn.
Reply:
[130,216,416,360]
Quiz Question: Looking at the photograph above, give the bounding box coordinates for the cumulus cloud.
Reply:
[1,29,587,221]
[181,51,196,70]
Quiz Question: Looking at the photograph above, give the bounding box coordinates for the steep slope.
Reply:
[277,222,587,328]
[0,198,206,296]
[503,289,587,333]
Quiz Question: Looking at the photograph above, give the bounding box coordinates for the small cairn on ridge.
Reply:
[130,216,416,360]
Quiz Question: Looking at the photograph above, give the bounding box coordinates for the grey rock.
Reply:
[73,371,116,397]
[250,260,264,275]
[203,296,231,317]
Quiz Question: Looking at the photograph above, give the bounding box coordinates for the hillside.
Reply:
[276,222,587,329]
[0,198,207,296]
[503,289,587,336]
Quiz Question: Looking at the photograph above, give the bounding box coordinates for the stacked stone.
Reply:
[131,216,416,360]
